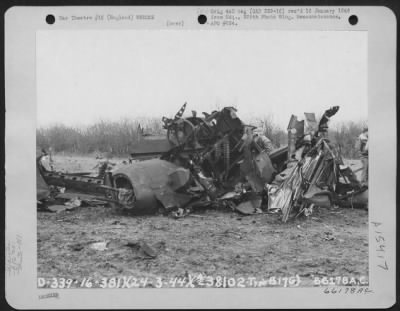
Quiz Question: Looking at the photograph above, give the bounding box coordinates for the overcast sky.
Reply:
[37,30,367,129]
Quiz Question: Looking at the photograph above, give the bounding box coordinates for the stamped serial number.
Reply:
[38,277,149,288]
[313,276,369,286]
[38,274,302,288]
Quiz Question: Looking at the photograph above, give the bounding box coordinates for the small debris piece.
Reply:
[48,205,70,213]
[82,199,108,207]
[126,241,140,249]
[90,241,108,251]
[187,185,204,193]
[152,241,167,252]
[222,230,242,239]
[303,204,314,217]
[187,214,206,218]
[125,240,158,258]
[234,198,262,215]
[304,191,332,208]
[323,232,335,241]
[70,243,84,251]
[65,198,81,208]
[218,192,240,200]
[235,202,255,215]
[106,239,127,250]
[170,208,190,219]
[155,192,192,212]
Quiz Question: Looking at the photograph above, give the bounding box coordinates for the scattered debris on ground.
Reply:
[38,205,368,286]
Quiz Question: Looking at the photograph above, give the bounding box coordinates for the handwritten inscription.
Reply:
[6,234,22,276]
[323,287,373,295]
[372,221,388,270]
[39,292,59,300]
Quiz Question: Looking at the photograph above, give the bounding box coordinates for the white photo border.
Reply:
[5,6,396,309]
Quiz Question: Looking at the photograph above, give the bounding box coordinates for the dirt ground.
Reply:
[37,154,369,288]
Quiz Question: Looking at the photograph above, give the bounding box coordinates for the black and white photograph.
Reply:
[35,27,370,288]
[4,6,396,309]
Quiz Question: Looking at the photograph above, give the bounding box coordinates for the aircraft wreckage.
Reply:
[37,104,368,221]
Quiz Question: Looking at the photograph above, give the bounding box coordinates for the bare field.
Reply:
[37,155,368,287]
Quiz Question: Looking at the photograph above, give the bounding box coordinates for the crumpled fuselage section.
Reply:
[38,105,368,221]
